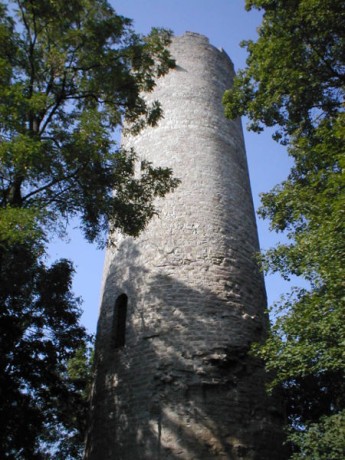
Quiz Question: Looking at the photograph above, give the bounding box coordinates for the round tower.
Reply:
[85,33,285,460]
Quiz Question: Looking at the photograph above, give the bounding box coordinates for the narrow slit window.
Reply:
[112,294,128,348]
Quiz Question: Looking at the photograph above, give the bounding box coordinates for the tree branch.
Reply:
[22,168,81,203]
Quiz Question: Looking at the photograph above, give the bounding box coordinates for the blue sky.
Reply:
[49,1,295,334]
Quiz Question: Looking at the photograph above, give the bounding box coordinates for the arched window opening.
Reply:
[112,294,128,348]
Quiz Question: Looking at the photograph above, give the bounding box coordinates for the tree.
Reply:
[0,241,90,459]
[223,0,345,457]
[0,0,179,457]
[224,0,344,141]
[0,0,178,247]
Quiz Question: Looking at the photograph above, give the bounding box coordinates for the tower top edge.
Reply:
[183,31,210,42]
[173,31,234,68]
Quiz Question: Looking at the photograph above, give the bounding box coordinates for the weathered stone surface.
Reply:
[85,32,286,460]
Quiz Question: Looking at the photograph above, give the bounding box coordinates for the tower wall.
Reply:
[85,33,285,460]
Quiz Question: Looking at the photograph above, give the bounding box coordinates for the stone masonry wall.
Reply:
[85,33,286,460]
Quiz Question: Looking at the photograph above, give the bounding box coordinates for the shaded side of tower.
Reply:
[84,32,286,460]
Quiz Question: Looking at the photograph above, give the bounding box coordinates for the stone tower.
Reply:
[85,33,285,460]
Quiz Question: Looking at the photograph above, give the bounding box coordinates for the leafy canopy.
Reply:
[0,0,179,247]
[0,242,90,459]
[224,0,345,458]
[0,0,179,457]
[224,0,345,141]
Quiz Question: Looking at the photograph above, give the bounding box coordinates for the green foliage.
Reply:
[225,0,345,457]
[223,0,345,140]
[67,343,94,407]
[0,0,178,247]
[0,206,46,245]
[289,411,345,460]
[256,112,345,457]
[0,243,91,459]
[0,0,179,457]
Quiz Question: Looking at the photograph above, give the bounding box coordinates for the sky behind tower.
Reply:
[49,1,296,333]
